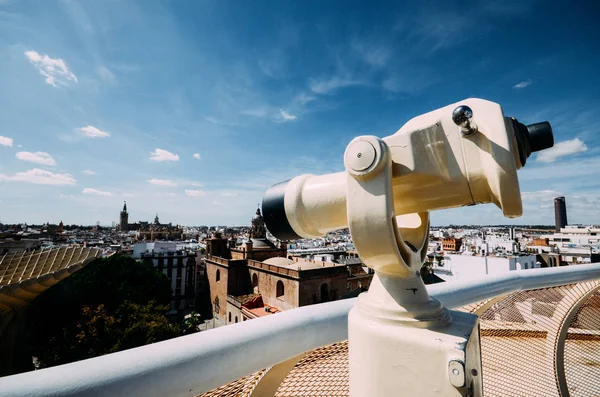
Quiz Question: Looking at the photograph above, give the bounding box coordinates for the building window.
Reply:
[229,312,231,322]
[235,316,238,323]
[321,283,330,302]
[216,269,221,282]
[276,280,284,298]
[252,273,259,292]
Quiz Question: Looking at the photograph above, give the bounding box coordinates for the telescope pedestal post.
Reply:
[348,273,482,397]
[343,136,483,396]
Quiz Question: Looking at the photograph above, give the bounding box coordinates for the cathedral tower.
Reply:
[120,202,129,232]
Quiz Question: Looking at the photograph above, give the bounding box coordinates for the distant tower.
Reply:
[554,197,568,232]
[120,202,129,232]
[250,207,266,239]
[154,213,160,225]
[58,221,64,234]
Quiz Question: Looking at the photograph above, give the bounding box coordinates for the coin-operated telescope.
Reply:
[262,98,553,397]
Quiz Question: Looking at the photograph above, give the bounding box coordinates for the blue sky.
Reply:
[0,0,599,227]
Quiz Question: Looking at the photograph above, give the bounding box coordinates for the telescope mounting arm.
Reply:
[344,135,430,285]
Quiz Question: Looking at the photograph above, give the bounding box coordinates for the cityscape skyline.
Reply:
[1,1,599,225]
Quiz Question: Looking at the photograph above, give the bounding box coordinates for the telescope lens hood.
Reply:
[262,180,302,241]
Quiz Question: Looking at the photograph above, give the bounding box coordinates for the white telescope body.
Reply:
[261,98,554,396]
[263,98,553,240]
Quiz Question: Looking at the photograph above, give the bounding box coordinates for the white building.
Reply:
[134,241,199,313]
[433,253,539,282]
[543,226,600,248]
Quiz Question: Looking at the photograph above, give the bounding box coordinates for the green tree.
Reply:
[24,255,177,371]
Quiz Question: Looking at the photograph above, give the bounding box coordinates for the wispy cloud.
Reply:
[294,93,317,106]
[513,79,533,89]
[0,136,13,147]
[24,50,78,87]
[220,192,238,197]
[15,151,56,165]
[79,125,110,138]
[204,116,240,127]
[241,107,270,118]
[276,109,297,122]
[352,40,391,68]
[188,181,203,187]
[149,148,179,162]
[82,169,96,175]
[193,153,201,160]
[521,190,562,201]
[309,77,366,94]
[97,66,116,83]
[212,200,224,206]
[147,179,177,187]
[185,189,206,197]
[82,188,112,196]
[537,138,588,163]
[2,169,76,185]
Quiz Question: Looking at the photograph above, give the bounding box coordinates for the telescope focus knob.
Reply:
[452,105,478,135]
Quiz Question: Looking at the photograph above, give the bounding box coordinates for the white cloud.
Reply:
[513,79,533,89]
[189,182,204,187]
[212,200,224,206]
[220,192,238,197]
[537,138,588,163]
[82,169,96,175]
[149,148,179,162]
[185,189,206,197]
[147,179,177,187]
[0,136,13,147]
[24,50,78,87]
[15,151,56,166]
[82,188,112,196]
[5,169,76,185]
[193,153,201,160]
[309,77,365,94]
[79,125,110,138]
[276,109,297,123]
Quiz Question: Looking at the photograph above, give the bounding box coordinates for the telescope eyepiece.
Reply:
[527,122,554,153]
[510,118,554,167]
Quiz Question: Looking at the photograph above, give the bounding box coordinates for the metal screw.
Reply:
[452,105,478,136]
[453,369,460,376]
[357,153,362,158]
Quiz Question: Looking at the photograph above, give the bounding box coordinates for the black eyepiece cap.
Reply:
[527,122,554,153]
[262,180,302,241]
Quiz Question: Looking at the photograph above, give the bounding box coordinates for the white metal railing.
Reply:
[2,263,600,397]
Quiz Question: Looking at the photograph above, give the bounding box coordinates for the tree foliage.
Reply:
[24,255,179,370]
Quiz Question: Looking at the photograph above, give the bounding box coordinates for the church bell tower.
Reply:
[120,202,129,232]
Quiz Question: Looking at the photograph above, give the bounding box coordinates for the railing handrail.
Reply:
[428,262,600,308]
[2,262,600,397]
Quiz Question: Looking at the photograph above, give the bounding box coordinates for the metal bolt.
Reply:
[345,140,376,172]
[452,105,478,136]
[448,360,466,388]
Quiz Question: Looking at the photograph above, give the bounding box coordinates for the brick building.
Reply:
[442,237,463,252]
[204,208,372,326]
